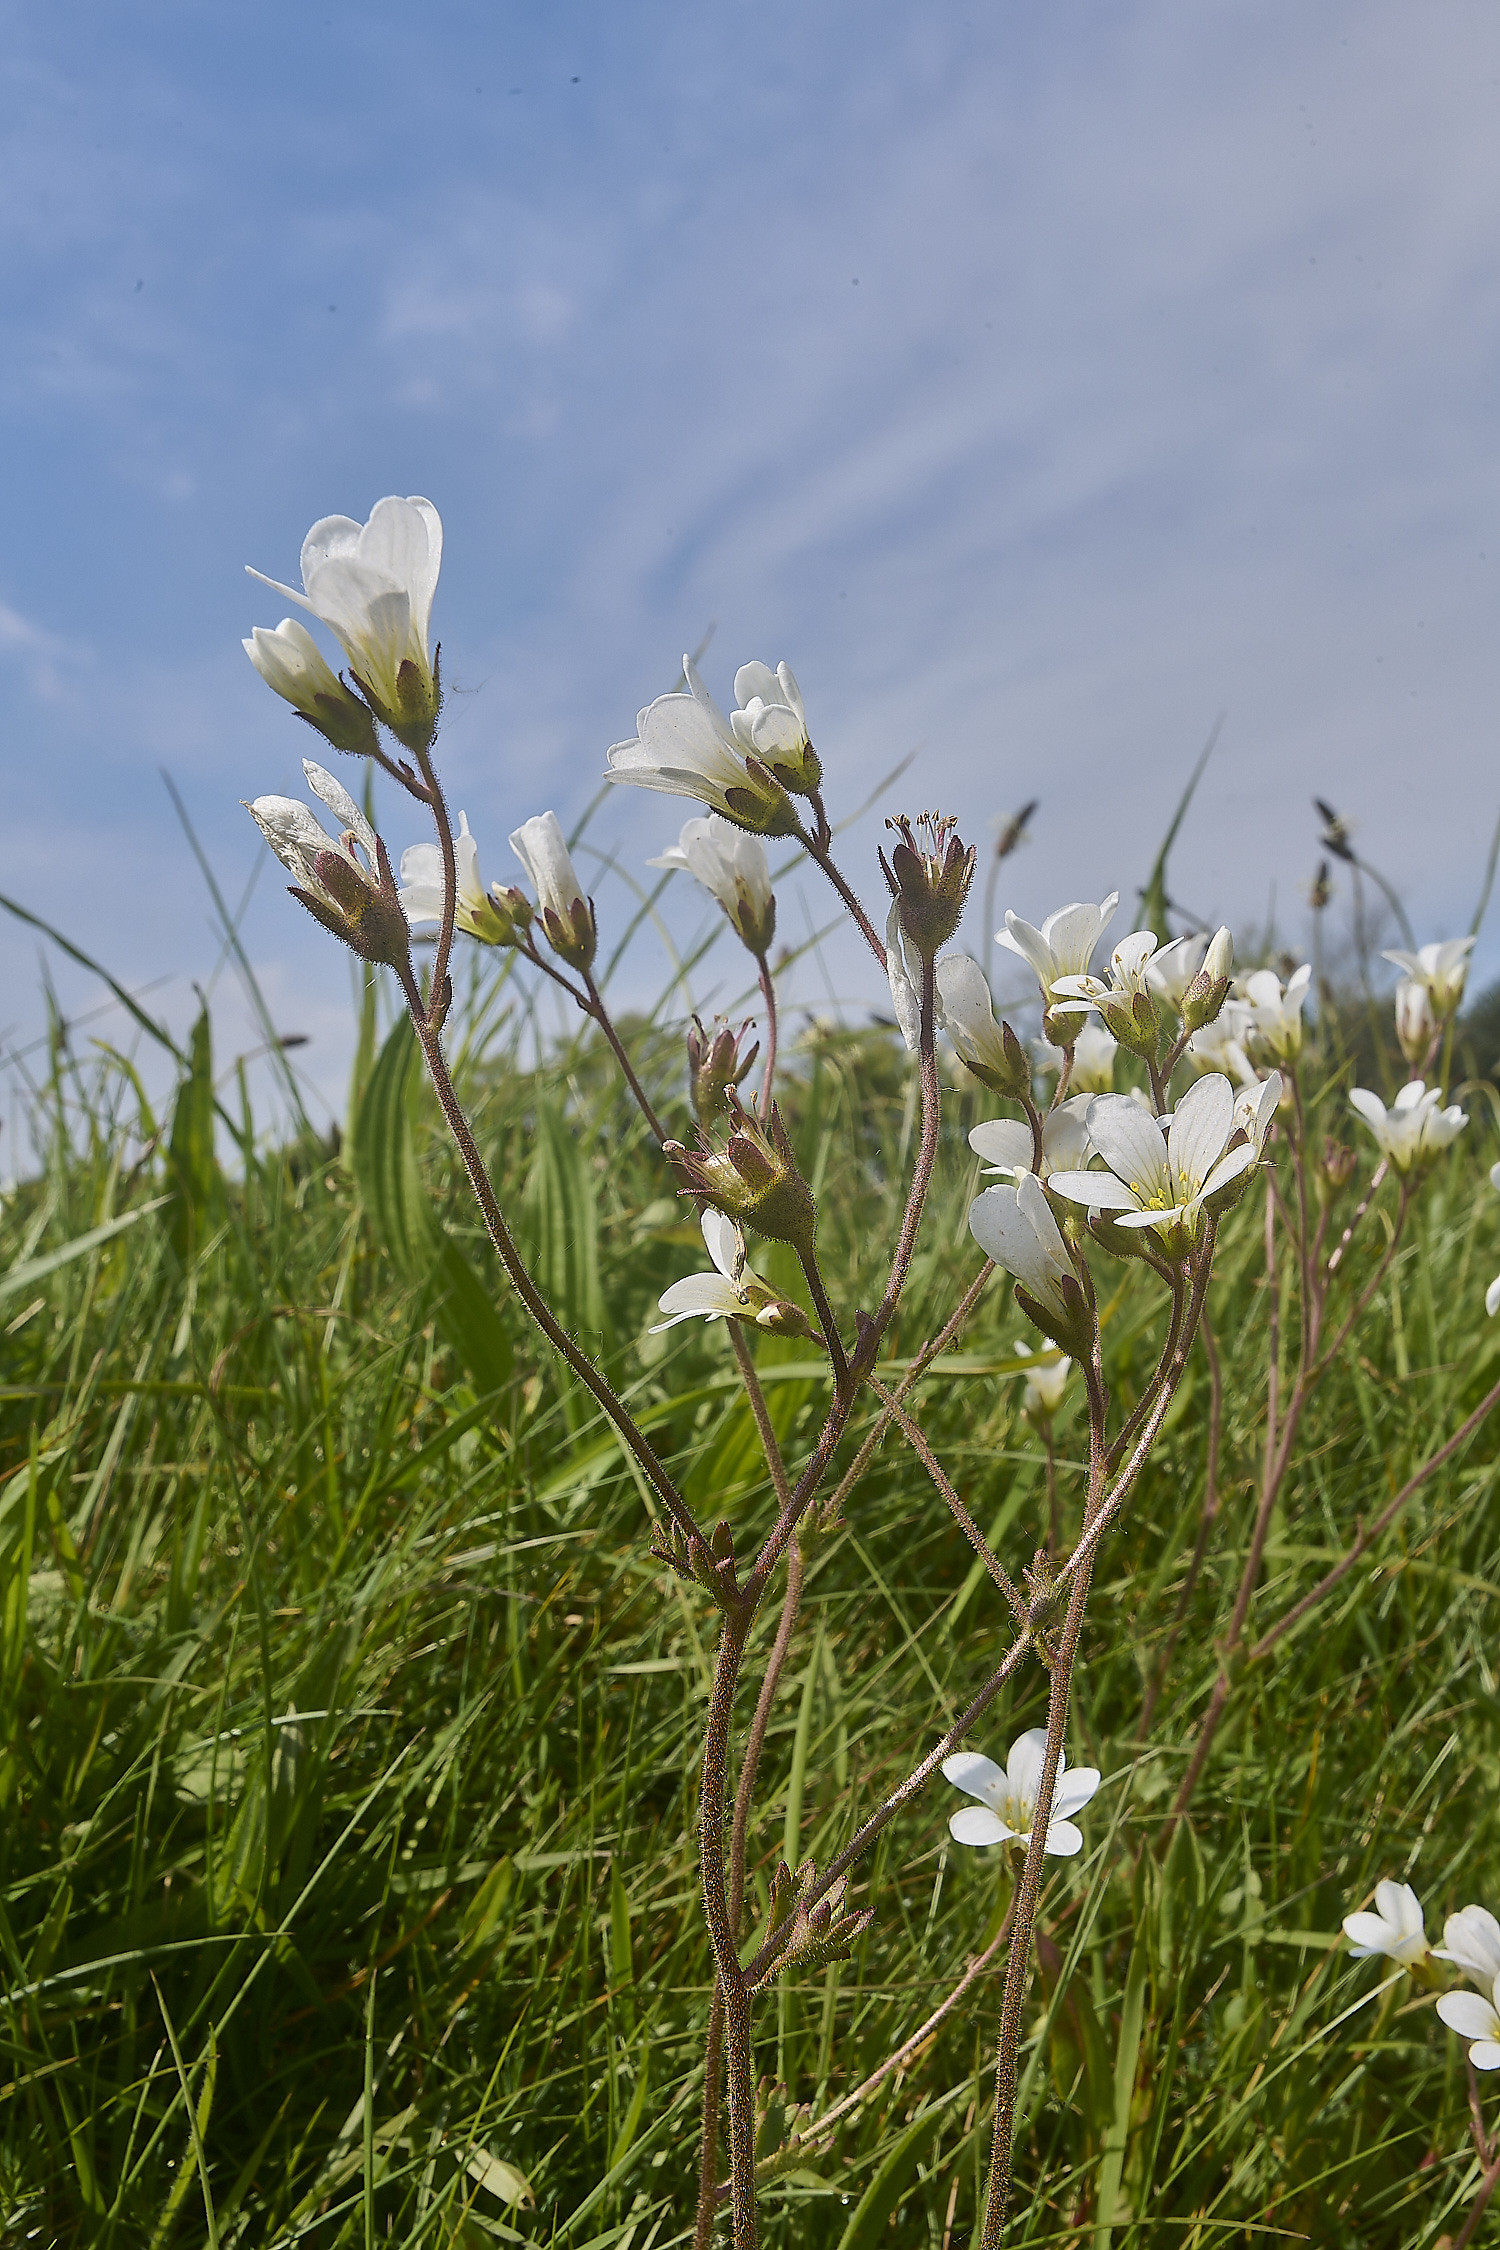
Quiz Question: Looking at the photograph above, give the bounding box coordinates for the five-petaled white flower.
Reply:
[1342,1879,1430,1966]
[1348,1081,1467,1176]
[998,894,1120,1020]
[510,812,597,971]
[968,1172,1078,1322]
[1438,1904,1500,1988]
[1015,1341,1070,1421]
[1049,1072,1275,1256]
[243,618,380,758]
[650,1210,805,1335]
[1437,1973,1500,2070]
[649,813,776,956]
[248,497,442,749]
[399,815,529,948]
[607,657,799,835]
[943,1730,1101,1857]
[1383,936,1474,1020]
[969,1095,1094,1183]
[1240,964,1312,1063]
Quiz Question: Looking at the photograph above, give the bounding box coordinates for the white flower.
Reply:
[1348,1080,1467,1176]
[1015,1341,1070,1420]
[969,1094,1094,1183]
[606,657,798,835]
[1488,1161,1500,1318]
[649,1210,804,1334]
[968,1172,1079,1328]
[997,893,1120,1017]
[933,955,1031,1093]
[246,761,407,966]
[648,813,776,955]
[1394,978,1436,1068]
[1184,1001,1257,1086]
[248,497,442,748]
[1048,1073,1261,1254]
[943,1729,1101,1857]
[1438,1905,1500,1988]
[243,617,380,757]
[398,815,528,947]
[510,812,596,970]
[1437,1973,1500,2070]
[1240,964,1312,1064]
[1341,1879,1430,1965]
[727,661,820,795]
[1383,936,1474,1019]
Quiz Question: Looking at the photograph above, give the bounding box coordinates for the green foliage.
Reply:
[3,968,1500,2250]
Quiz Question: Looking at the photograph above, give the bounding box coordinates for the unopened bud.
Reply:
[1096,987,1160,1059]
[664,1094,817,1254]
[1320,1139,1357,1194]
[1394,977,1436,1068]
[687,1016,758,1125]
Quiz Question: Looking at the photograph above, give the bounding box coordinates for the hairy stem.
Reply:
[756,954,779,1117]
[396,965,698,1545]
[583,968,669,1144]
[701,1607,760,2248]
[868,1377,1029,1627]
[853,954,943,1377]
[821,1261,995,1524]
[795,818,887,967]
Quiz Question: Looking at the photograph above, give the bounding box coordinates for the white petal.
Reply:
[1006,1729,1048,1805]
[1086,1095,1170,1199]
[942,1751,1007,1803]
[1438,1990,1500,2043]
[1166,1073,1234,1196]
[1373,1880,1423,1936]
[969,1118,1033,1171]
[701,1208,744,1283]
[1045,1819,1085,1857]
[649,1275,744,1331]
[1470,2041,1500,2070]
[1053,1766,1102,1819]
[948,1806,1013,1848]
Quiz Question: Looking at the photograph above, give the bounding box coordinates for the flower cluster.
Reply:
[1343,1882,1500,2070]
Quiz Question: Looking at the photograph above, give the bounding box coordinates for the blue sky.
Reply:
[4,0,1500,1128]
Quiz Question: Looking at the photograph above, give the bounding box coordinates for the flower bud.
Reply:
[1094,985,1161,1058]
[687,1016,759,1125]
[1319,1138,1357,1197]
[1181,928,1234,1033]
[244,620,383,760]
[880,813,976,962]
[1394,977,1436,1068]
[663,1094,817,1255]
[510,812,597,972]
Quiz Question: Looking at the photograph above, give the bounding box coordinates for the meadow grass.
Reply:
[4,929,1500,2249]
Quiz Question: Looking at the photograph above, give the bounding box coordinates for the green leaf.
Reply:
[350,1018,512,1391]
[521,1095,603,1342]
[0,1197,168,1308]
[165,1008,221,1267]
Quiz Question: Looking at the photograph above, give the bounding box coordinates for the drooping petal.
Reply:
[1047,1169,1142,1212]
